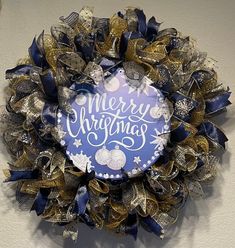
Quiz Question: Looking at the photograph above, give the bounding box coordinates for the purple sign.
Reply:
[57,68,171,180]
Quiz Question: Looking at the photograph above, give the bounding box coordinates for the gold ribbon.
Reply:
[97,15,128,58]
[88,179,110,195]
[20,169,64,195]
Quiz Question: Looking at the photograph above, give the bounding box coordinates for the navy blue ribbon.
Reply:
[40,70,58,100]
[197,158,204,168]
[166,37,181,52]
[191,69,214,87]
[156,150,170,165]
[146,16,160,41]
[41,103,58,126]
[125,214,138,239]
[117,11,124,18]
[74,186,89,215]
[171,122,191,143]
[179,77,195,94]
[51,28,71,47]
[134,9,146,36]
[31,189,50,216]
[5,64,33,79]
[198,121,228,148]
[28,38,49,69]
[205,91,231,115]
[141,216,163,237]
[74,33,95,62]
[5,169,39,182]
[152,64,173,94]
[79,213,95,228]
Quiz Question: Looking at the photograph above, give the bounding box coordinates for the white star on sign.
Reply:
[133,156,141,164]
[73,139,82,148]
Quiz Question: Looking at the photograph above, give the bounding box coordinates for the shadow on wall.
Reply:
[28,172,228,248]
[27,138,232,248]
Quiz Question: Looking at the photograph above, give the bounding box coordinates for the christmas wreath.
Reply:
[1,7,231,241]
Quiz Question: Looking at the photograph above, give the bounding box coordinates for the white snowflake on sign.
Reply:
[73,139,82,148]
[150,128,169,151]
[133,156,141,164]
[70,151,92,172]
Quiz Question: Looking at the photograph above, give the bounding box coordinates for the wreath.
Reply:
[1,7,231,241]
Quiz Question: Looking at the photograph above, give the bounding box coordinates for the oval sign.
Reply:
[57,68,170,180]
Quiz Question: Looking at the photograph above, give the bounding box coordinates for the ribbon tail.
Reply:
[74,186,89,215]
[31,189,50,216]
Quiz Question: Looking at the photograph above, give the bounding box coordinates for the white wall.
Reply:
[0,1,235,247]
